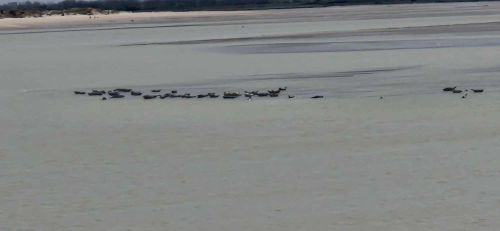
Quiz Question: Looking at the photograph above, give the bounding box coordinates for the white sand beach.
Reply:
[0,10,253,29]
[2,2,500,230]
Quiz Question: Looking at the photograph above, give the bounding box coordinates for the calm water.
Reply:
[3,4,500,231]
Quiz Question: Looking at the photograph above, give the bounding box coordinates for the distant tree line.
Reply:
[1,0,319,13]
[0,0,491,17]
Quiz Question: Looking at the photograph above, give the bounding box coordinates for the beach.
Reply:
[3,2,500,30]
[2,2,500,230]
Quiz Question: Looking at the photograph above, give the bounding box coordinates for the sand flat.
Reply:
[1,2,500,231]
[2,2,500,31]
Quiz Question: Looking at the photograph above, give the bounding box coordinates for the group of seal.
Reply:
[226,87,289,99]
[77,88,135,100]
[442,86,484,99]
[142,90,220,100]
[74,87,325,100]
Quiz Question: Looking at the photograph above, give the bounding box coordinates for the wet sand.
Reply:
[2,2,500,231]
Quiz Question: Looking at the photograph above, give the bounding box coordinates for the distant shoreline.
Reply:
[0,10,269,31]
[0,1,498,31]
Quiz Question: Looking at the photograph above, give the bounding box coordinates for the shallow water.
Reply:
[3,3,500,231]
